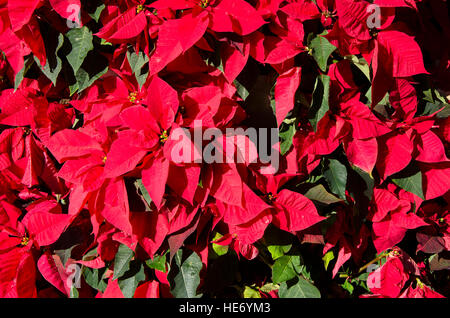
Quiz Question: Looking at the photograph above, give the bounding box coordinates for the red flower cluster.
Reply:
[0,0,449,298]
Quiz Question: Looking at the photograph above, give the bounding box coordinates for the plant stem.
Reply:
[357,252,389,274]
[340,252,389,279]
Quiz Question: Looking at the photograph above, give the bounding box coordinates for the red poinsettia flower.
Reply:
[0,198,72,297]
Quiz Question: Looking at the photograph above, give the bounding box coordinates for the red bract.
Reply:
[365,247,444,298]
[151,0,265,36]
[0,0,448,299]
[0,198,72,297]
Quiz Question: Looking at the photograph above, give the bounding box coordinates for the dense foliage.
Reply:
[0,0,449,298]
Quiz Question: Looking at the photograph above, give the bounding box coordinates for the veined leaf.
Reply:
[135,178,152,209]
[66,27,94,75]
[234,79,250,101]
[279,122,296,155]
[324,159,348,200]
[14,56,34,90]
[309,74,330,131]
[310,33,336,72]
[243,286,261,298]
[113,244,134,280]
[168,249,203,298]
[272,255,303,284]
[347,55,371,81]
[83,267,108,292]
[145,253,167,272]
[391,162,424,199]
[69,51,109,95]
[278,276,321,298]
[304,184,343,205]
[127,49,149,89]
[89,4,105,23]
[264,225,293,260]
[118,261,146,298]
[34,33,64,86]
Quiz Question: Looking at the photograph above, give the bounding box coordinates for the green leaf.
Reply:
[436,103,450,119]
[309,33,336,72]
[234,79,250,101]
[168,249,203,298]
[350,165,374,200]
[322,250,334,271]
[243,286,261,298]
[264,225,293,260]
[83,267,108,292]
[279,123,296,155]
[135,179,152,209]
[70,285,79,298]
[278,277,321,298]
[34,33,64,86]
[145,253,167,272]
[341,279,354,295]
[309,74,330,131]
[89,4,105,23]
[304,184,343,205]
[421,98,450,119]
[113,244,134,280]
[324,159,348,200]
[268,244,292,261]
[69,51,109,95]
[423,88,434,103]
[259,283,280,293]
[391,162,424,199]
[347,55,371,81]
[272,255,303,284]
[100,38,113,46]
[75,65,108,94]
[14,56,34,90]
[66,27,94,75]
[211,232,229,257]
[127,49,149,89]
[118,261,146,298]
[355,272,371,292]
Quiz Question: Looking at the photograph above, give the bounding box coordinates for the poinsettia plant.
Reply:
[0,0,449,299]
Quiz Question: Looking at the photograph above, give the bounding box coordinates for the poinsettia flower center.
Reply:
[20,235,29,246]
[22,127,32,136]
[389,249,400,257]
[199,0,210,9]
[128,91,139,103]
[102,155,107,164]
[416,278,425,289]
[136,4,145,14]
[322,10,334,19]
[159,130,169,144]
[265,192,277,203]
[369,28,379,38]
